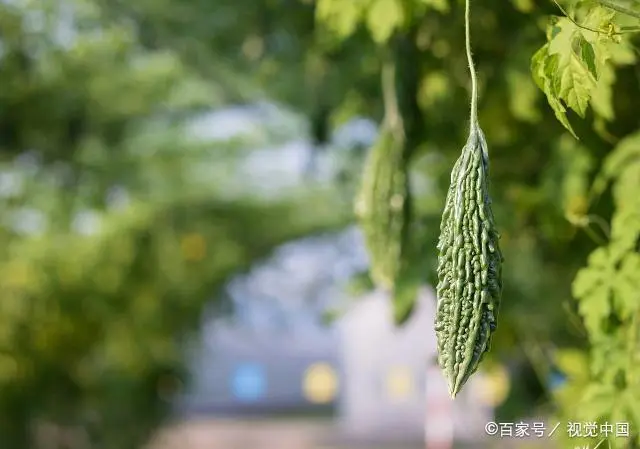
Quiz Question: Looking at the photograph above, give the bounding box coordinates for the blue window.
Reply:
[231,363,266,401]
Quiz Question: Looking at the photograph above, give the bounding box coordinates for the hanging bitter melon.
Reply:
[434,125,503,398]
[355,124,411,291]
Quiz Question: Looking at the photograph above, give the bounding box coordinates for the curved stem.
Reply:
[551,0,640,35]
[381,51,402,132]
[552,0,609,33]
[627,311,639,387]
[465,0,478,127]
[585,214,611,240]
[598,0,640,20]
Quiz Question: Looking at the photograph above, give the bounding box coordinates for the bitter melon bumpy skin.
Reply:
[434,0,503,398]
[434,124,502,398]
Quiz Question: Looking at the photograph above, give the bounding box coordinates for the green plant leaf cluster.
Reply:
[316,0,448,43]
[561,130,640,448]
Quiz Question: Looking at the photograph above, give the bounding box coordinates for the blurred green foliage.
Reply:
[0,1,351,447]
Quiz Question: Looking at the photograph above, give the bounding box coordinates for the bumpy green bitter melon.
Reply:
[434,124,503,398]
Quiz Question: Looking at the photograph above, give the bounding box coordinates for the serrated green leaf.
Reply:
[590,332,628,379]
[530,45,550,90]
[612,253,640,319]
[366,0,405,43]
[541,18,603,121]
[577,382,619,421]
[531,47,579,137]
[608,234,636,262]
[547,25,597,118]
[572,247,615,336]
[592,130,640,195]
[610,204,640,253]
[558,54,595,118]
[548,18,576,55]
[573,34,598,79]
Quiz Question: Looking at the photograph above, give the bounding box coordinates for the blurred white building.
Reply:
[335,287,492,444]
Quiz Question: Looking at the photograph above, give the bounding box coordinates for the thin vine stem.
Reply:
[552,0,608,33]
[464,0,478,127]
[551,0,640,35]
[565,211,611,244]
[597,0,640,20]
[381,49,403,133]
[627,311,639,387]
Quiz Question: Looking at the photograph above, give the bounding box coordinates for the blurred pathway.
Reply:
[148,418,555,449]
[148,418,424,449]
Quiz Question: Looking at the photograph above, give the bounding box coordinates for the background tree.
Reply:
[0,1,351,448]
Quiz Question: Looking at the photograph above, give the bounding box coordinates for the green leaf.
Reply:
[530,45,549,91]
[580,4,616,38]
[612,253,640,319]
[366,0,405,43]
[532,16,619,132]
[592,130,640,196]
[530,46,578,137]
[550,28,597,118]
[577,382,619,422]
[316,0,369,39]
[572,247,615,336]
[609,206,640,257]
[624,390,640,432]
[558,62,593,118]
[590,331,627,380]
[573,34,598,80]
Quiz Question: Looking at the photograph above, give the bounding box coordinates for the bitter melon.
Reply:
[355,124,411,291]
[434,125,503,398]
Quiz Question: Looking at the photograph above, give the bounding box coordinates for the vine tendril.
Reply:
[465,0,478,128]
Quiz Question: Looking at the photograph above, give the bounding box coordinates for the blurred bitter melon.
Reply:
[355,122,411,292]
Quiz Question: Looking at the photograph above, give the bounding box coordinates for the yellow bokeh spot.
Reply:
[474,365,510,406]
[4,261,33,287]
[511,0,534,13]
[0,354,19,382]
[303,363,338,404]
[386,366,414,401]
[565,195,588,220]
[180,233,206,261]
